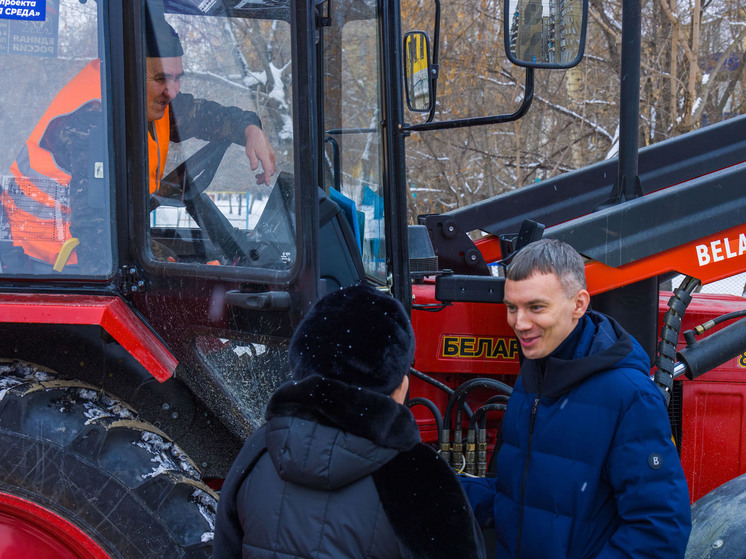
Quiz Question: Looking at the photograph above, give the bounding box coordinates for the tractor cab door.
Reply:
[123,0,325,435]
[0,0,391,436]
[126,0,392,436]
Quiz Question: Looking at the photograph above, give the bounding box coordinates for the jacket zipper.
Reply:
[516,395,540,558]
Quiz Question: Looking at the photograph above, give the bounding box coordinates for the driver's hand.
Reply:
[245,124,276,186]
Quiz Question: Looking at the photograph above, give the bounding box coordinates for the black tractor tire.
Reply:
[686,472,746,559]
[0,360,217,558]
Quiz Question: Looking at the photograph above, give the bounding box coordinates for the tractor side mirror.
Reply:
[403,31,433,113]
[504,0,588,69]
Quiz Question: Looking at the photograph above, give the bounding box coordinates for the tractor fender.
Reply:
[0,293,177,382]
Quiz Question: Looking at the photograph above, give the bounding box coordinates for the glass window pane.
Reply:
[144,2,295,272]
[0,0,114,276]
[323,2,386,282]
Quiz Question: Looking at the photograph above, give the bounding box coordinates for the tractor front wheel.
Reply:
[0,361,217,558]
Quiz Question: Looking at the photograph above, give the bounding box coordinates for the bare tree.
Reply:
[401,0,746,228]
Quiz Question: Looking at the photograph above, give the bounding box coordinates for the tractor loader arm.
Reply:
[421,114,746,283]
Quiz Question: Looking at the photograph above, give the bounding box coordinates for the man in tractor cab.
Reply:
[0,5,275,274]
[214,283,486,559]
[144,10,275,195]
[460,239,691,558]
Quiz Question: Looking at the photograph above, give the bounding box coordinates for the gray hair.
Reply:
[506,239,586,297]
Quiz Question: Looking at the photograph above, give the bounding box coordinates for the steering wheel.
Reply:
[230,230,287,268]
[156,140,231,202]
[155,141,289,268]
[230,172,296,268]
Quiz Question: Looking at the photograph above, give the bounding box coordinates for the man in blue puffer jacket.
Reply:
[461,239,691,558]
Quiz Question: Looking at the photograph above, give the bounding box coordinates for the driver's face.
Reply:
[145,56,183,121]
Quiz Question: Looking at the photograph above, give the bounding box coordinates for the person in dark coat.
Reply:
[461,239,692,558]
[213,283,485,559]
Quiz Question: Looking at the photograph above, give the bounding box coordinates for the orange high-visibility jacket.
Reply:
[4,59,168,265]
[149,107,171,196]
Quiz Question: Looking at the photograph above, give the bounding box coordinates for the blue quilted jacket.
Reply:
[462,311,691,558]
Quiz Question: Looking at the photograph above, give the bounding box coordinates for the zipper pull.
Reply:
[529,397,540,433]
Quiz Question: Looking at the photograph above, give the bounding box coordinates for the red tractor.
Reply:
[0,0,744,556]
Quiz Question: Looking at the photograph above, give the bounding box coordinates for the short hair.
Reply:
[506,239,586,297]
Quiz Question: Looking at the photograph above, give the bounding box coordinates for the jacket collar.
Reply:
[520,311,645,399]
[266,374,421,451]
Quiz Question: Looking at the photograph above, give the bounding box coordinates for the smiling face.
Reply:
[504,272,590,360]
[145,56,183,121]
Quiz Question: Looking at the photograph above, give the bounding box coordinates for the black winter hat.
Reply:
[145,6,184,58]
[288,284,415,395]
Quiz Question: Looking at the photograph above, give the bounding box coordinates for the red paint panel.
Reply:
[0,293,176,382]
[681,383,746,502]
[412,283,520,377]
[677,293,746,502]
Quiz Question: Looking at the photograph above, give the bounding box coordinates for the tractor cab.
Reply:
[0,0,403,554]
[2,0,746,556]
[0,0,396,437]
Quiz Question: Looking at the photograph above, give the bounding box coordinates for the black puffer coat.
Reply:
[213,375,484,558]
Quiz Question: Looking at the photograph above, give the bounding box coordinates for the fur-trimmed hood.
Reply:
[264,375,421,490]
[215,374,485,559]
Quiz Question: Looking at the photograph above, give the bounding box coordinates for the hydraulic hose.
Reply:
[484,394,510,407]
[654,276,700,407]
[408,367,463,461]
[468,403,507,432]
[683,309,746,344]
[407,397,444,439]
[410,367,454,396]
[442,378,512,468]
[677,317,746,381]
[466,403,507,476]
[443,378,513,432]
[407,368,513,475]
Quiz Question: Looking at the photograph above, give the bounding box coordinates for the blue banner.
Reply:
[0,0,57,56]
[0,0,45,21]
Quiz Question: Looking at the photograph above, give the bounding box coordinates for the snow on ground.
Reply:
[152,192,269,230]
